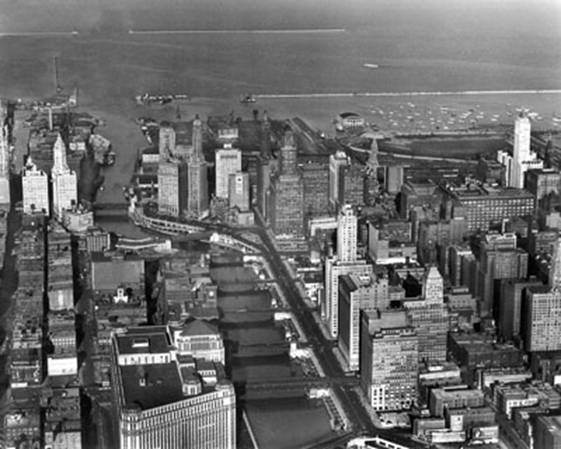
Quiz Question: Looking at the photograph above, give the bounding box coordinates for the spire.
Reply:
[52,133,69,174]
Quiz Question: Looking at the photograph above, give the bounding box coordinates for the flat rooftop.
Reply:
[121,363,183,410]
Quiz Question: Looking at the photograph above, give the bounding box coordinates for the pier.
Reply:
[255,89,561,100]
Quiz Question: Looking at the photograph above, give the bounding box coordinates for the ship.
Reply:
[240,94,256,104]
[363,63,379,69]
[135,93,190,106]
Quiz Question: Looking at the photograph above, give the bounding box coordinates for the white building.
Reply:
[337,204,357,263]
[22,156,49,215]
[499,114,543,188]
[51,134,77,219]
[215,147,241,199]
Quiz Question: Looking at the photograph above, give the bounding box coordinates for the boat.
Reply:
[363,63,379,69]
[240,94,256,104]
[135,93,190,105]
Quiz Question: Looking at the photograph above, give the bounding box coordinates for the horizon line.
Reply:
[255,89,561,99]
[128,28,346,35]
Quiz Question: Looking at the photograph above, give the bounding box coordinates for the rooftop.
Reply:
[115,326,171,355]
[121,363,184,411]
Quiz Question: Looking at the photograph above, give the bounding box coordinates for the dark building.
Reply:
[299,155,329,220]
[268,130,305,238]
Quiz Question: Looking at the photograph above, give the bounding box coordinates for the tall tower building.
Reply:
[268,129,304,237]
[158,160,188,217]
[508,113,543,188]
[0,119,10,207]
[186,116,208,218]
[364,138,379,206]
[337,204,357,263]
[215,148,241,199]
[159,123,176,159]
[338,273,389,371]
[329,151,348,211]
[549,237,561,291]
[22,156,49,215]
[360,309,418,411]
[228,172,249,211]
[51,134,77,219]
[404,265,449,363]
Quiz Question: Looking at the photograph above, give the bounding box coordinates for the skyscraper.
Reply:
[507,113,543,188]
[337,205,357,263]
[111,326,236,449]
[524,238,561,353]
[22,156,49,215]
[186,116,208,218]
[360,309,418,411]
[338,273,389,371]
[404,266,449,363]
[158,159,188,217]
[159,123,176,159]
[329,151,347,212]
[0,123,10,207]
[325,205,372,337]
[51,134,77,219]
[228,172,249,211]
[215,148,241,199]
[268,129,304,237]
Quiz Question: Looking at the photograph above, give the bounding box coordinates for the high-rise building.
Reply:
[360,309,418,411]
[338,273,389,371]
[404,266,450,363]
[228,172,249,211]
[111,326,236,449]
[268,129,304,237]
[215,148,242,199]
[442,183,534,231]
[158,159,188,217]
[329,151,348,212]
[51,134,77,219]
[22,156,49,215]
[525,237,561,352]
[534,415,561,449]
[0,107,10,207]
[186,116,208,218]
[159,123,176,159]
[337,205,357,263]
[510,113,543,189]
[478,233,528,316]
[300,156,329,219]
[525,168,560,206]
[325,258,372,338]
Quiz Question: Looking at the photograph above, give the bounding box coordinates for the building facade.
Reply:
[215,148,242,199]
[51,134,77,219]
[111,327,236,449]
[22,156,50,215]
[360,310,418,411]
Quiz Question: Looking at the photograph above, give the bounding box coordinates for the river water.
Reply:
[211,261,335,449]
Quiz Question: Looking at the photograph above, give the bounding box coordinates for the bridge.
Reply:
[242,375,360,393]
[128,208,263,254]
